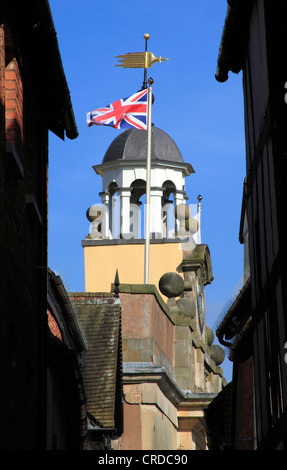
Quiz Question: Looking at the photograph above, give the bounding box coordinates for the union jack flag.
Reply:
[87,88,148,130]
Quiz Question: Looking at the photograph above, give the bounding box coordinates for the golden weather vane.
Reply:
[115,33,168,88]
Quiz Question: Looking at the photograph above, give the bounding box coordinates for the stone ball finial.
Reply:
[210,344,225,365]
[206,326,215,346]
[176,298,195,318]
[86,204,104,222]
[174,203,190,221]
[158,272,184,298]
[185,217,199,234]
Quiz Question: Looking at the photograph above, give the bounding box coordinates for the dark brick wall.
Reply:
[234,356,255,450]
[0,23,47,450]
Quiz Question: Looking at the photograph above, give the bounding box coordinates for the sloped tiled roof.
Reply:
[70,293,122,431]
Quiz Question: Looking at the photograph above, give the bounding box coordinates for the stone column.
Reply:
[108,194,116,238]
[99,191,110,239]
[162,201,172,239]
[149,187,164,239]
[118,187,132,239]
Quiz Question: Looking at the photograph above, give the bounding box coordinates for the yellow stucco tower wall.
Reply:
[83,240,184,292]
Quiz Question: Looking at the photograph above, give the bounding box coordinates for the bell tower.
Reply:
[82,126,201,291]
[92,126,194,239]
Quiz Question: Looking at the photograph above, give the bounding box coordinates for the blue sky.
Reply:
[48,0,246,381]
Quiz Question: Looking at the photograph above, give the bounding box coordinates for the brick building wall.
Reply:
[234,356,255,450]
[0,27,5,151]
[120,292,175,369]
[5,57,23,150]
[0,1,78,449]
[0,23,47,449]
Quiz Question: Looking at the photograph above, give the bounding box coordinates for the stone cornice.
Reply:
[123,362,217,410]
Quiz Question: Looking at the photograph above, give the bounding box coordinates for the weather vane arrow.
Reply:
[115,51,169,68]
[115,33,168,88]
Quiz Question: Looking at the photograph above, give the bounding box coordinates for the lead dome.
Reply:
[102,126,184,164]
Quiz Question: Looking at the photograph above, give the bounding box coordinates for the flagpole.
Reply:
[143,33,150,89]
[144,77,153,284]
